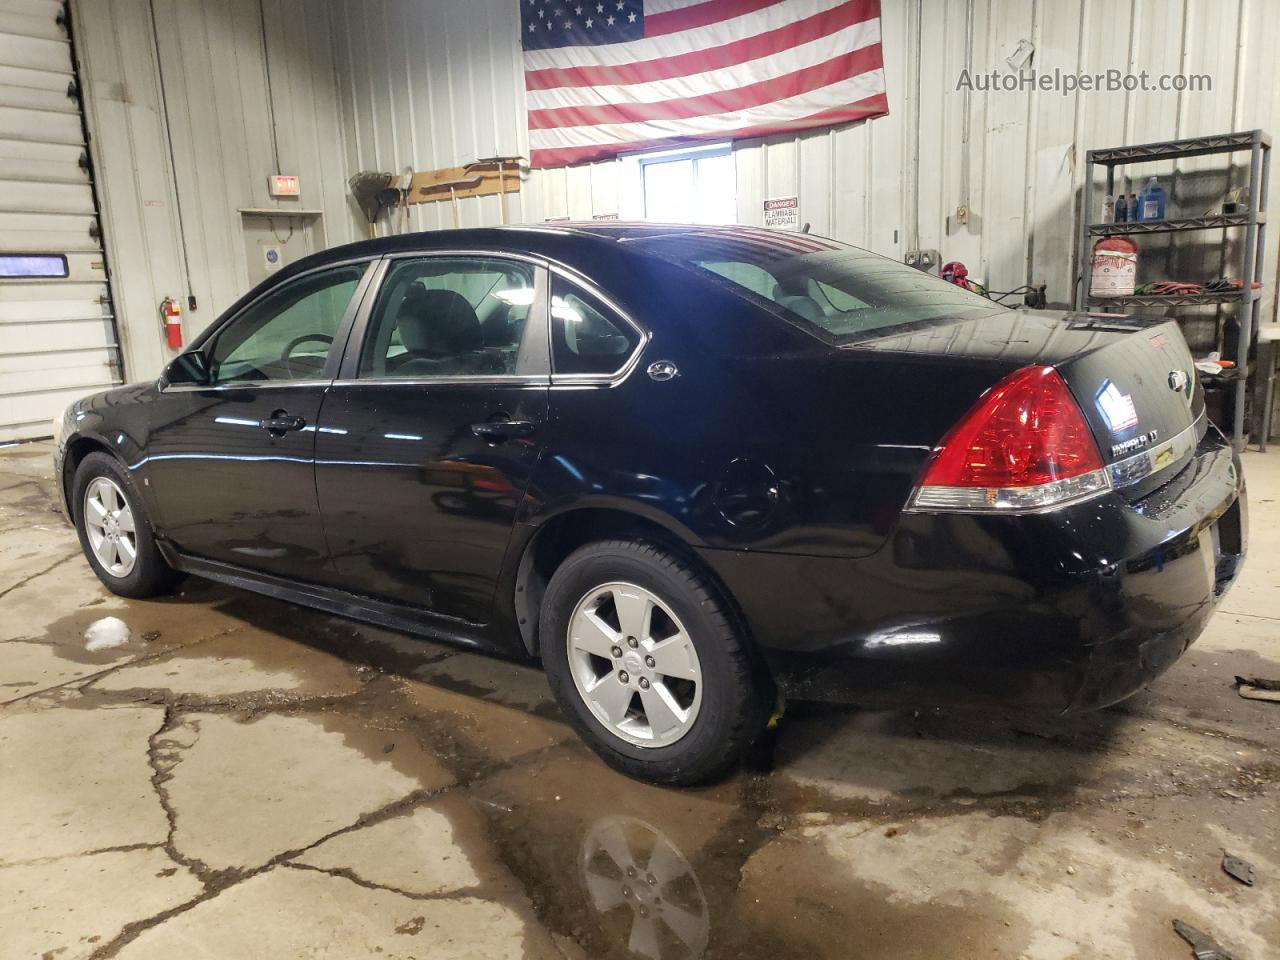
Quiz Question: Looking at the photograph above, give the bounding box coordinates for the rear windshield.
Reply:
[626,231,1005,343]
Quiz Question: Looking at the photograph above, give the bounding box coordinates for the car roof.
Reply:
[289,221,843,275]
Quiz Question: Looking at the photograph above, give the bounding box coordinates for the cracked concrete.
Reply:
[1,704,172,862]
[296,804,481,896]
[0,848,202,959]
[113,868,529,960]
[159,711,452,873]
[1,442,1277,960]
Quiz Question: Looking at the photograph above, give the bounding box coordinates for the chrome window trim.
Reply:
[337,250,551,385]
[161,256,378,393]
[547,263,650,388]
[329,248,650,389]
[377,249,549,267]
[159,379,334,394]
[332,374,551,388]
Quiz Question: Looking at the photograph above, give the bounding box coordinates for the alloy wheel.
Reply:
[567,581,703,748]
[83,476,137,578]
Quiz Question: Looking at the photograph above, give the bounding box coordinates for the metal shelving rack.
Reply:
[1074,130,1271,450]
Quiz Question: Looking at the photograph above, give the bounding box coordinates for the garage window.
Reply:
[0,254,68,278]
[640,144,736,224]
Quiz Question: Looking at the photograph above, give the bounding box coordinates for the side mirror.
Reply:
[164,350,210,386]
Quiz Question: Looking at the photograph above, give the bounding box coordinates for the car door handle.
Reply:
[260,414,307,434]
[471,420,536,441]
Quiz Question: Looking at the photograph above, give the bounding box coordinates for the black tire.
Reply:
[540,538,772,785]
[71,452,182,598]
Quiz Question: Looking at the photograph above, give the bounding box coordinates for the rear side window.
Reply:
[627,233,1003,344]
[550,277,640,376]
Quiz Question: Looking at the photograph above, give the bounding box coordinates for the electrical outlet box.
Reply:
[905,249,940,272]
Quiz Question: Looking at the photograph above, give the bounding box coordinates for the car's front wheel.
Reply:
[72,452,181,598]
[541,539,771,785]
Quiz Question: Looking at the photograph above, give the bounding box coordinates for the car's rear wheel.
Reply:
[72,452,181,598]
[541,539,771,785]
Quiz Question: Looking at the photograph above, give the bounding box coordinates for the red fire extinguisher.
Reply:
[160,297,184,349]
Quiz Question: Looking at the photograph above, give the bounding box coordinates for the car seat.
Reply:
[389,287,504,376]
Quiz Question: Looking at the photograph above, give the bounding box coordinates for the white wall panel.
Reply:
[69,0,1280,392]
[74,0,356,383]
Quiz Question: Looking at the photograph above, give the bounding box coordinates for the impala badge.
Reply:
[1112,430,1159,457]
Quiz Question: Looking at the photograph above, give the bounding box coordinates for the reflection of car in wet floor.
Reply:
[580,816,710,960]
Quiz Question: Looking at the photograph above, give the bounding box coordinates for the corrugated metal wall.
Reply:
[74,0,356,380]
[74,0,1280,385]
[328,0,532,231]
[331,0,1280,323]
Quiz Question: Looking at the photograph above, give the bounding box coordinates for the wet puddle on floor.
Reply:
[5,520,1279,959]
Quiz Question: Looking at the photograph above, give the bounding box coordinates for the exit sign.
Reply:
[269,175,300,197]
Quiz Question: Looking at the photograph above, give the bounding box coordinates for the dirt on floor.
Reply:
[1,439,1277,960]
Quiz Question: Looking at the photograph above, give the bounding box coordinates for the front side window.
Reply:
[550,277,640,376]
[359,257,536,378]
[210,265,365,384]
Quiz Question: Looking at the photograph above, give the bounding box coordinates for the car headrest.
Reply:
[395,287,482,356]
[775,294,824,323]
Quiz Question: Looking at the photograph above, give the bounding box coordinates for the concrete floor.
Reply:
[1,440,1277,960]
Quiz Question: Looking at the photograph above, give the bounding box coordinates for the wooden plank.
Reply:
[407,163,522,205]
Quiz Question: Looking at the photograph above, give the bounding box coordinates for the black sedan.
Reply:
[53,223,1247,784]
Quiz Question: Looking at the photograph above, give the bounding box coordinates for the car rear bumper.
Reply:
[698,426,1247,712]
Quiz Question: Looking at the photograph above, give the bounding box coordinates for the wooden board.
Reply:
[408,164,522,205]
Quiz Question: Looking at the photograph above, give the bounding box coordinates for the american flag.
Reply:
[521,0,888,168]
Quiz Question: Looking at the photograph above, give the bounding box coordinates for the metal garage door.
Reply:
[0,0,119,442]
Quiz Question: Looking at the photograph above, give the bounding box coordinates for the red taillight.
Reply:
[911,366,1110,511]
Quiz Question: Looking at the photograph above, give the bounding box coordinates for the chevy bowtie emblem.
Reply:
[1168,369,1189,393]
[647,360,679,382]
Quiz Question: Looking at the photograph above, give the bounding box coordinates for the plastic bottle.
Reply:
[1102,193,1116,223]
[1115,194,1129,222]
[1129,193,1140,222]
[1139,177,1166,221]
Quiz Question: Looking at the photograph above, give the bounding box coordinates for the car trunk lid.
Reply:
[854,309,1205,497]
[1053,317,1202,485]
